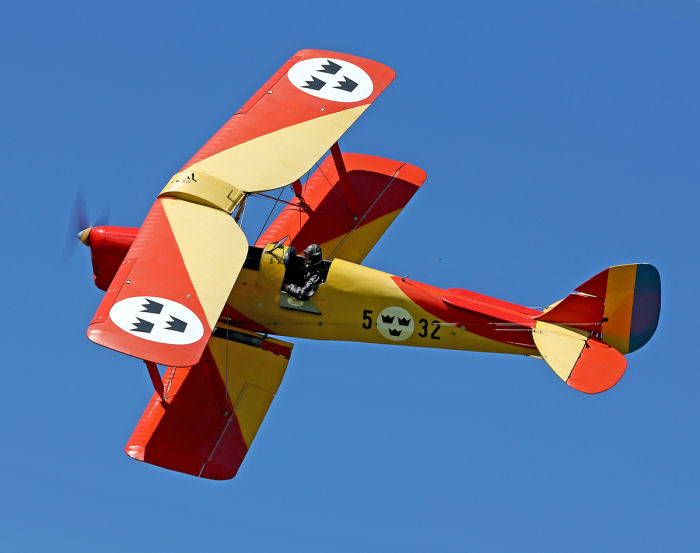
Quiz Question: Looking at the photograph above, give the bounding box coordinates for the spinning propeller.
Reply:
[64,192,109,258]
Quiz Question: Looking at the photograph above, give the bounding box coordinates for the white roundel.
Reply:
[109,296,205,345]
[376,306,414,342]
[287,57,373,103]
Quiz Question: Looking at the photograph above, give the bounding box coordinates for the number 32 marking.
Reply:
[418,318,440,339]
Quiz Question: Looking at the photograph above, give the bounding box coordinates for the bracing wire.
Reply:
[255,186,287,244]
[254,165,319,245]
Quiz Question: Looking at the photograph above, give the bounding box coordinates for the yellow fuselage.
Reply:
[225,246,534,356]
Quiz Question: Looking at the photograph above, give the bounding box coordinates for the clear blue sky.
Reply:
[2,1,698,551]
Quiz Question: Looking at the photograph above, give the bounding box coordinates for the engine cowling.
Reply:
[81,226,138,291]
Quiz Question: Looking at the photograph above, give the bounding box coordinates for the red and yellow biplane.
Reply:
[78,50,661,480]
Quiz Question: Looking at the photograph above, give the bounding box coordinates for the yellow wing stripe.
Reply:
[177,105,368,193]
[161,198,248,329]
[318,208,404,264]
[208,333,290,448]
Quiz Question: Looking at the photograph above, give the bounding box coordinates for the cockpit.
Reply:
[245,238,330,313]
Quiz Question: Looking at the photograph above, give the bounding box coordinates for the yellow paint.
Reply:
[319,209,403,264]
[228,257,534,356]
[160,171,244,213]
[532,321,589,381]
[208,331,290,448]
[185,105,368,193]
[259,244,288,283]
[161,198,248,329]
[602,264,637,354]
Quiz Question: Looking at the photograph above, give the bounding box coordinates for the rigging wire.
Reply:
[254,164,317,246]
[255,186,287,244]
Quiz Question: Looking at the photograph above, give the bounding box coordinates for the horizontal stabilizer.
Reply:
[533,320,627,394]
[442,289,536,322]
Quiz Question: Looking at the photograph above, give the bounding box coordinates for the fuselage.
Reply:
[223,245,540,356]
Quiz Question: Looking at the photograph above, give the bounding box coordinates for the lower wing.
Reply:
[125,326,293,479]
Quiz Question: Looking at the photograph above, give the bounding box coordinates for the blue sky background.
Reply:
[2,1,698,551]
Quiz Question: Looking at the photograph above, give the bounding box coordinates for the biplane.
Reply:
[78,49,661,480]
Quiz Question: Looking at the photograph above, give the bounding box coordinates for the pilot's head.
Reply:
[303,244,322,266]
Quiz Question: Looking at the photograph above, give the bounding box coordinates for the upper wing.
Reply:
[167,49,395,194]
[256,153,426,263]
[88,50,396,364]
[86,198,248,367]
[125,327,292,480]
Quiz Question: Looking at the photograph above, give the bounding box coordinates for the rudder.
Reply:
[575,263,661,353]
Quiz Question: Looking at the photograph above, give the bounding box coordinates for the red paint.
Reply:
[125,347,248,480]
[536,292,605,331]
[219,305,272,335]
[394,277,540,349]
[575,268,609,298]
[87,199,211,367]
[443,292,539,323]
[566,338,627,394]
[87,226,138,291]
[145,361,164,400]
[330,142,358,215]
[256,153,424,258]
[180,50,395,172]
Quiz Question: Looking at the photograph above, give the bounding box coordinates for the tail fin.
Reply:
[533,264,660,393]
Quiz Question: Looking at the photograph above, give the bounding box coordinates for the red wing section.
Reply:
[87,198,248,367]
[126,329,292,480]
[173,50,396,193]
[256,153,425,263]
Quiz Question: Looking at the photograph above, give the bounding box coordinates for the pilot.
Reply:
[284,244,326,301]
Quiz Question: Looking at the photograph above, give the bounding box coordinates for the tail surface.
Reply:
[533,264,660,393]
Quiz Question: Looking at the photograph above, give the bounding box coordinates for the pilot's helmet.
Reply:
[303,244,323,265]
